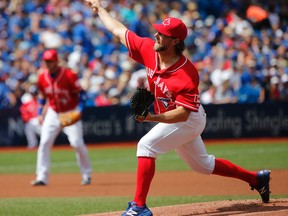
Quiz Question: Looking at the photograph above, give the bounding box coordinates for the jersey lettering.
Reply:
[154,76,172,98]
[158,81,164,91]
[193,95,201,103]
[45,87,69,95]
[147,67,154,78]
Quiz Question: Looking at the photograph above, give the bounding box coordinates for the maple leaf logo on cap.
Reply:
[162,18,171,26]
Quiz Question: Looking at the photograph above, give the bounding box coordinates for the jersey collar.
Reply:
[154,55,187,75]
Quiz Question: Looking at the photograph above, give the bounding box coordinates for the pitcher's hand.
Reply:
[85,0,102,12]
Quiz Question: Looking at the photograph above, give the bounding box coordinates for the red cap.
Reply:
[152,17,188,41]
[43,49,58,61]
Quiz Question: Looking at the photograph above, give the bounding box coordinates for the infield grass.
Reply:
[0,140,287,216]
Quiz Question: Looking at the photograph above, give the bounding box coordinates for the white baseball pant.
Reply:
[137,105,215,174]
[24,117,41,149]
[36,107,92,184]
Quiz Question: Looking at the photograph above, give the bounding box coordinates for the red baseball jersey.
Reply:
[125,30,200,114]
[20,98,38,123]
[37,67,81,112]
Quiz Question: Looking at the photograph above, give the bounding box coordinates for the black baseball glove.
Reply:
[130,87,154,123]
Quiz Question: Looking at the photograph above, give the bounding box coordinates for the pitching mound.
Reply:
[83,198,288,216]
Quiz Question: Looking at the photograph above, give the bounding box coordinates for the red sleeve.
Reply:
[37,72,44,94]
[125,30,155,66]
[174,67,201,112]
[175,89,200,112]
[66,69,82,93]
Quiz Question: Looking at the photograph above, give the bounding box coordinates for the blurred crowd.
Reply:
[0,0,288,110]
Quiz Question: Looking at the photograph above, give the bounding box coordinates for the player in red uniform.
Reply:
[31,49,92,186]
[20,85,41,149]
[85,1,271,215]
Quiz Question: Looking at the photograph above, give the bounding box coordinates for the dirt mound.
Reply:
[83,198,288,216]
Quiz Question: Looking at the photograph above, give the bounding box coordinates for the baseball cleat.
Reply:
[250,169,271,203]
[122,202,153,216]
[31,180,46,186]
[81,177,91,185]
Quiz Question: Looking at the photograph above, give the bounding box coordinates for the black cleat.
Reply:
[31,180,46,186]
[250,169,271,203]
[81,177,91,185]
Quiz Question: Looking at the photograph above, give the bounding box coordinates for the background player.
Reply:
[20,85,41,149]
[85,1,271,215]
[31,49,92,186]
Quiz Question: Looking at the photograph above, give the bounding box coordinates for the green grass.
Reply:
[0,141,287,216]
[0,142,287,174]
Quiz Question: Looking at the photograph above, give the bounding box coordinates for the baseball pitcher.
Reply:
[85,1,271,216]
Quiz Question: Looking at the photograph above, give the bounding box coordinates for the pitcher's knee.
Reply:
[137,140,157,158]
[191,155,215,175]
